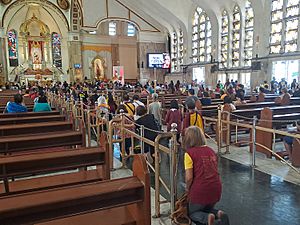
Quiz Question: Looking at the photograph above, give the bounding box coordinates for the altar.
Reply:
[5,5,68,83]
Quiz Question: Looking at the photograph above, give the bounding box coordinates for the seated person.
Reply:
[5,94,28,113]
[184,126,229,225]
[257,87,265,102]
[284,121,300,162]
[220,90,227,100]
[279,88,291,105]
[293,87,300,97]
[234,96,246,106]
[222,96,236,111]
[33,94,52,112]
[201,92,212,106]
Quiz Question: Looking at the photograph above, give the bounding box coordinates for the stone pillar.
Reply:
[68,34,82,83]
[0,28,7,85]
[0,38,6,85]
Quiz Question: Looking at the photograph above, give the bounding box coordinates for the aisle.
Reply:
[113,142,300,225]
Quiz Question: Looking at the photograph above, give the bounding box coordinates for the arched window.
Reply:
[127,23,135,37]
[244,0,254,66]
[270,0,300,54]
[232,5,241,67]
[52,32,62,68]
[7,29,18,67]
[171,31,178,71]
[178,29,184,65]
[109,22,116,36]
[192,7,212,63]
[220,10,229,68]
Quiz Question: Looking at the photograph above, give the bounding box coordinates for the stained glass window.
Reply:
[244,0,254,66]
[192,7,212,63]
[220,10,229,68]
[270,0,300,54]
[171,31,178,72]
[52,32,62,68]
[232,5,241,67]
[127,23,135,37]
[7,29,18,67]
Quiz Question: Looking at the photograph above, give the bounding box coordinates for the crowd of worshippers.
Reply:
[3,77,300,225]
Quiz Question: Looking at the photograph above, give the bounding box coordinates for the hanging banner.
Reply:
[112,66,124,85]
[7,30,18,67]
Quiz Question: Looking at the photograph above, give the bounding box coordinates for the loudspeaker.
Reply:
[210,65,218,73]
[251,61,261,71]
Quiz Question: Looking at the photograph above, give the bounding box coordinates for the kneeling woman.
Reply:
[184,126,228,225]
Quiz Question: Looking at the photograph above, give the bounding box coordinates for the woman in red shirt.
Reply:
[165,100,182,142]
[184,126,229,225]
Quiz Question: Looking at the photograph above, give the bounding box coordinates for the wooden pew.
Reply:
[0,115,66,125]
[231,105,300,120]
[0,155,150,225]
[292,139,300,167]
[0,96,33,106]
[0,111,60,119]
[254,108,300,158]
[0,130,85,154]
[0,121,73,137]
[0,147,110,196]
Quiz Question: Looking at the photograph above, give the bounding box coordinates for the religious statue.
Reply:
[30,41,42,65]
[57,0,70,10]
[93,58,105,80]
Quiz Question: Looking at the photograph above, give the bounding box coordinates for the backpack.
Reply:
[190,112,204,131]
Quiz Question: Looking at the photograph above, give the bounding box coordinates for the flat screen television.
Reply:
[147,53,171,69]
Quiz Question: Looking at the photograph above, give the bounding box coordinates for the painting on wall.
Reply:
[52,32,62,68]
[7,29,18,67]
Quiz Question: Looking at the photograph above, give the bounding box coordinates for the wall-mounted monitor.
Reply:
[74,64,81,69]
[147,53,171,69]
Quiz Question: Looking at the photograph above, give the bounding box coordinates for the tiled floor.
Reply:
[112,136,300,225]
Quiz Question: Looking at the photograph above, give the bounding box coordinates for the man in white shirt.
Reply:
[133,94,145,108]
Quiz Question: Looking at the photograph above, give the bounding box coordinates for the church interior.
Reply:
[0,0,300,225]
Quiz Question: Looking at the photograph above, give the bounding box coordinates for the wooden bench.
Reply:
[0,115,66,125]
[231,105,300,120]
[0,146,110,196]
[292,139,300,167]
[255,108,300,158]
[0,154,150,225]
[0,121,73,137]
[0,130,84,154]
[0,111,60,118]
[0,96,33,106]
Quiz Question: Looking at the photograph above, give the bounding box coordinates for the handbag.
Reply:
[171,193,191,225]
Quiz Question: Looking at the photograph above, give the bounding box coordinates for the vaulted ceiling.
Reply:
[117,0,266,34]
